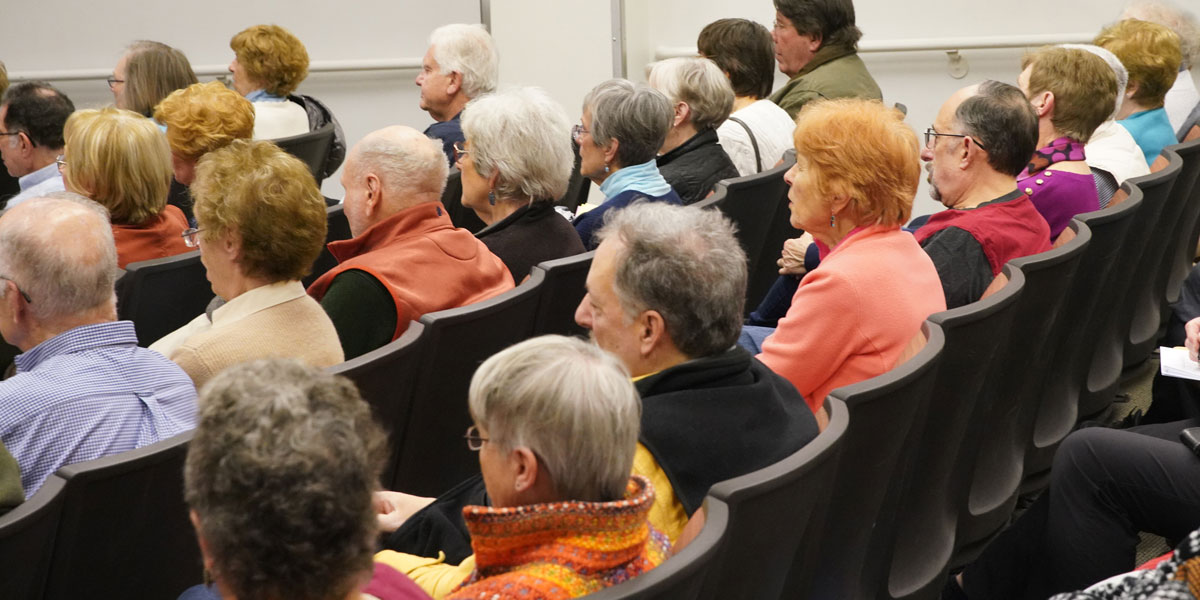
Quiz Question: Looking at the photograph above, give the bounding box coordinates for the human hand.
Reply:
[1186,317,1200,362]
[373,490,436,533]
[778,233,815,276]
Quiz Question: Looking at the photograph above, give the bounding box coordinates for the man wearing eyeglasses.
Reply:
[416,24,498,167]
[0,81,73,210]
[912,81,1052,309]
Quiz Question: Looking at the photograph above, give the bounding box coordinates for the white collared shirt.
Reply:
[7,163,64,209]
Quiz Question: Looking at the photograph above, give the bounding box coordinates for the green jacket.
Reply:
[770,44,882,119]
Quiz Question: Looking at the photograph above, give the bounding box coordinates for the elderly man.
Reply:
[0,194,197,499]
[914,81,1052,309]
[0,82,74,209]
[416,24,499,166]
[308,126,513,360]
[769,0,881,118]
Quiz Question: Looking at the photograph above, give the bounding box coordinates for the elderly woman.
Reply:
[61,107,190,268]
[1095,19,1183,165]
[109,41,197,119]
[571,79,682,249]
[748,98,945,416]
[647,57,739,205]
[181,359,429,600]
[149,140,341,387]
[457,87,584,281]
[698,18,797,176]
[770,0,881,118]
[1064,44,1153,188]
[1015,47,1117,239]
[1122,0,1200,135]
[375,335,669,599]
[228,24,310,140]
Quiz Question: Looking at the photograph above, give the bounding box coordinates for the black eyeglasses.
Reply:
[0,276,32,304]
[106,77,125,89]
[924,127,986,150]
[464,425,489,451]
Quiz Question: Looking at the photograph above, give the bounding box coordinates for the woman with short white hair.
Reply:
[648,57,740,205]
[458,87,585,281]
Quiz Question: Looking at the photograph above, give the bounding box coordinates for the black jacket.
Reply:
[656,129,740,205]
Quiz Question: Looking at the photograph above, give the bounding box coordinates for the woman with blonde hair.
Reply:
[228,24,311,139]
[109,40,197,118]
[61,107,190,268]
[1094,18,1184,164]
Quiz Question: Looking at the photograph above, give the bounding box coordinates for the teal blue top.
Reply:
[1119,107,1176,165]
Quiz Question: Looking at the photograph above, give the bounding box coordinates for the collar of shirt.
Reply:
[18,162,60,192]
[244,89,287,103]
[599,158,672,199]
[15,321,138,373]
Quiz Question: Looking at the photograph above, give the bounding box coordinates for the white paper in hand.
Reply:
[1160,346,1200,381]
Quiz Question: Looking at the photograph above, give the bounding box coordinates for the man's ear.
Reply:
[364,172,383,217]
[636,309,669,358]
[447,71,463,97]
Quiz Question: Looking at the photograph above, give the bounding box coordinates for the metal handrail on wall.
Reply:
[11,58,422,83]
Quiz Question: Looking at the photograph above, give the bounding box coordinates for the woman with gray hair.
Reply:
[458,87,585,280]
[648,57,740,205]
[571,79,683,250]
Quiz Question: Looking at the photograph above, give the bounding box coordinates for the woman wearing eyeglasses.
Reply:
[571,79,683,250]
[457,87,584,281]
[61,107,191,268]
[149,139,341,388]
[108,41,197,119]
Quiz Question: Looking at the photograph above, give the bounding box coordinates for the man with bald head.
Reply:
[913,81,1052,308]
[308,126,513,359]
[0,193,197,498]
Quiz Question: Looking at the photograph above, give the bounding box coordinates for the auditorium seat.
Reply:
[272,122,336,185]
[1161,140,1200,313]
[530,251,594,337]
[116,251,215,347]
[558,142,589,214]
[440,167,487,233]
[798,322,945,599]
[326,321,427,491]
[0,475,65,600]
[302,203,354,288]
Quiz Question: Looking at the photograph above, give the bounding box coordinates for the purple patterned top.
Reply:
[1018,137,1099,239]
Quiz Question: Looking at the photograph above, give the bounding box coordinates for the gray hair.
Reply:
[583,79,674,168]
[352,126,448,199]
[461,87,573,203]
[596,202,747,358]
[0,193,116,322]
[185,359,386,600]
[1060,43,1129,120]
[648,57,735,131]
[956,80,1039,178]
[429,24,499,99]
[468,335,640,503]
[1122,0,1199,68]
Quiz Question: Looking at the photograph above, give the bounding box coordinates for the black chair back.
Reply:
[43,432,201,600]
[0,476,66,599]
[558,142,590,213]
[886,270,1025,600]
[440,168,487,233]
[700,397,848,600]
[798,322,945,599]
[390,278,544,495]
[580,497,729,600]
[1163,140,1200,310]
[530,251,594,337]
[116,251,215,347]
[272,122,336,184]
[302,203,354,288]
[327,321,427,491]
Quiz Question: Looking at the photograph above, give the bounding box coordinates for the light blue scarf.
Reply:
[599,158,672,200]
[245,89,287,103]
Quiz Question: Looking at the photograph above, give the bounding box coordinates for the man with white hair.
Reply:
[307,126,513,359]
[416,24,499,166]
[0,193,197,499]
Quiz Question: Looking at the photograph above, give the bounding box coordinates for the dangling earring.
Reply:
[830,214,836,228]
[488,191,496,206]
[604,163,611,174]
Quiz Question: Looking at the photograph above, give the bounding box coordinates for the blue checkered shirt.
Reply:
[0,321,197,498]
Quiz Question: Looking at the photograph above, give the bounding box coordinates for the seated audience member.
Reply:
[154,81,255,222]
[1064,44,1152,187]
[744,99,944,416]
[61,107,190,267]
[150,140,340,387]
[1016,47,1116,238]
[0,62,17,203]
[1095,18,1183,166]
[571,80,682,249]
[377,336,672,599]
[1047,525,1200,600]
[1121,0,1200,135]
[417,24,498,166]
[915,82,1052,309]
[228,24,311,140]
[769,0,881,119]
[0,82,74,208]
[698,18,797,176]
[181,360,430,600]
[308,126,513,360]
[109,40,197,119]
[458,87,585,281]
[0,194,197,498]
[647,57,739,205]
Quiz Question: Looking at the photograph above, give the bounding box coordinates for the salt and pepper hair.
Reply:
[595,202,747,358]
[0,193,116,322]
[583,79,674,168]
[461,87,573,203]
[648,57,736,132]
[955,81,1039,178]
[1,81,75,150]
[185,359,386,600]
[1060,44,1129,120]
[774,0,863,51]
[429,24,499,99]
[468,335,640,503]
[351,127,448,199]
[1122,0,1199,69]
